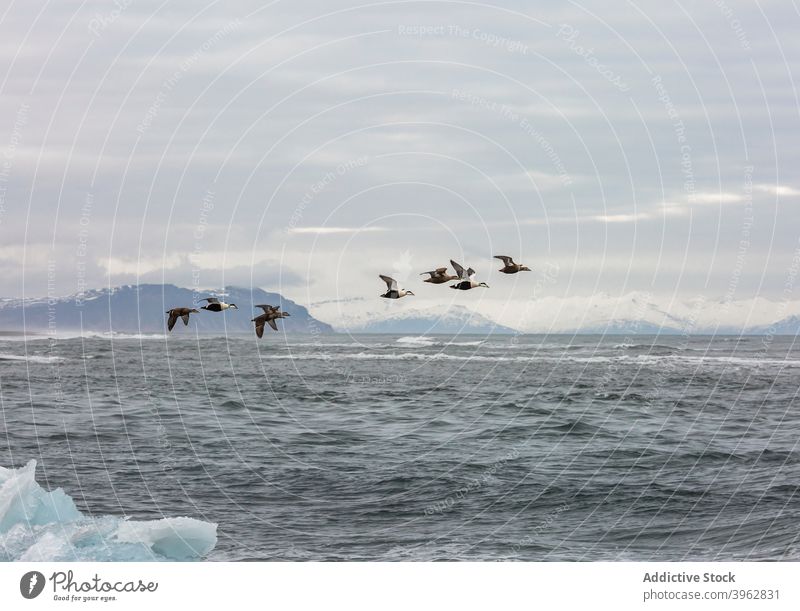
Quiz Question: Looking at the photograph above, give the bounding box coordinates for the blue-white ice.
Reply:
[0,461,217,561]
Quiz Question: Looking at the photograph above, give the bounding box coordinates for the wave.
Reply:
[613,343,680,350]
[395,336,485,348]
[0,353,64,364]
[259,351,800,367]
[396,336,437,347]
[86,332,168,340]
[0,460,217,561]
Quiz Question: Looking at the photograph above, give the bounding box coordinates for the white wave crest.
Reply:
[395,336,437,347]
[0,353,64,364]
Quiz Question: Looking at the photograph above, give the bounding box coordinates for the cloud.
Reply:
[100,255,183,276]
[691,192,745,204]
[1,0,799,306]
[287,226,388,235]
[755,184,800,197]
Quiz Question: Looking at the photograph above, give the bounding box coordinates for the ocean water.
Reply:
[1,333,799,561]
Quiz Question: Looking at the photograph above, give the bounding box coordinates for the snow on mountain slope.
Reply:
[309,292,800,334]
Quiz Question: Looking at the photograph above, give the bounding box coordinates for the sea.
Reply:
[1,333,799,561]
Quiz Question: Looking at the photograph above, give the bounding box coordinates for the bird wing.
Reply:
[434,267,448,275]
[181,314,190,326]
[199,297,220,304]
[467,267,476,280]
[267,318,279,331]
[494,255,514,266]
[255,304,276,313]
[167,311,178,331]
[379,275,398,291]
[450,260,467,279]
[254,319,265,338]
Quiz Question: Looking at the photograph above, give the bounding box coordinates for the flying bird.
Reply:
[420,267,458,284]
[166,307,199,331]
[450,259,489,290]
[252,304,290,338]
[379,275,414,299]
[197,297,238,312]
[494,255,532,274]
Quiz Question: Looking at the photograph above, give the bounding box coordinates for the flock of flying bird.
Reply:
[165,300,290,337]
[166,255,530,336]
[380,256,531,299]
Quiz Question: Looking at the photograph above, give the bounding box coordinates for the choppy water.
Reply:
[1,333,799,561]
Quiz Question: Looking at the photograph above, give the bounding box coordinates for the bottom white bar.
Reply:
[1,562,797,610]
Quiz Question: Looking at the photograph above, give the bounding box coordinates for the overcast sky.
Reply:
[1,1,798,323]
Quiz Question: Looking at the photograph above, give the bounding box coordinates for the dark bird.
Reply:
[252,304,291,338]
[420,267,458,284]
[166,307,199,331]
[197,297,238,312]
[450,259,489,290]
[379,275,414,299]
[494,255,532,274]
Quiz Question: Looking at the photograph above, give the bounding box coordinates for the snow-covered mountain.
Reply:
[749,314,800,336]
[3,285,799,336]
[308,292,800,335]
[310,299,517,334]
[0,284,333,335]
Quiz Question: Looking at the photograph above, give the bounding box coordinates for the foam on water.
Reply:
[395,336,485,348]
[396,336,437,347]
[0,353,64,364]
[0,460,217,561]
[260,350,798,368]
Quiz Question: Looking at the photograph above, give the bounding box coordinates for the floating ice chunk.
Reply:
[0,460,217,561]
[114,517,218,560]
[0,460,81,532]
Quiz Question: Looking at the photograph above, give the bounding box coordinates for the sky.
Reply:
[1,1,799,330]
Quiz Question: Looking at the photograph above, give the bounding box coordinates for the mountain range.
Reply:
[0,284,332,335]
[1,285,800,336]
